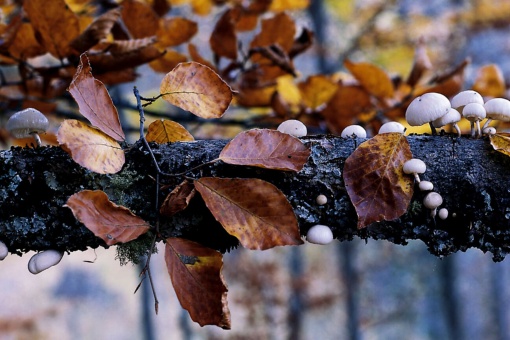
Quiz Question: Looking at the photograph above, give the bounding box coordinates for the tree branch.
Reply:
[1,135,509,261]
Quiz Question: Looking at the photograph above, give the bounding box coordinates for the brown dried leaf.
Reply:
[195,177,303,250]
[121,0,159,38]
[149,49,188,73]
[160,181,196,217]
[210,9,238,60]
[69,8,121,54]
[188,43,216,70]
[490,133,510,157]
[343,133,413,229]
[57,120,125,174]
[165,238,230,329]
[250,12,296,56]
[298,75,338,110]
[146,119,194,143]
[472,64,506,98]
[219,129,310,171]
[344,59,394,99]
[65,190,150,246]
[88,44,164,74]
[157,17,197,48]
[68,54,125,141]
[160,62,233,119]
[23,0,80,59]
[406,39,432,87]
[107,37,157,56]
[8,22,46,59]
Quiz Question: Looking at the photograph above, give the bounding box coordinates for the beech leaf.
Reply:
[160,181,196,217]
[69,8,121,54]
[472,64,506,98]
[344,59,395,99]
[298,75,338,110]
[68,54,125,141]
[160,62,233,119]
[219,129,310,171]
[57,120,125,174]
[65,190,150,246]
[146,119,194,144]
[490,133,510,157]
[195,177,303,250]
[165,237,230,329]
[343,133,413,229]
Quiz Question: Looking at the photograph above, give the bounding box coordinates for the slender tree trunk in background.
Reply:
[339,241,361,340]
[139,260,156,340]
[489,263,506,340]
[307,0,334,73]
[440,256,463,340]
[287,247,305,340]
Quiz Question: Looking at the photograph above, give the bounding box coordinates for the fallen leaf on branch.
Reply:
[160,180,196,217]
[490,133,510,157]
[146,119,194,143]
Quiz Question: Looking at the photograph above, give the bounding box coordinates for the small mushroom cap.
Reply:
[450,90,484,111]
[423,192,443,209]
[483,126,497,135]
[306,224,334,245]
[438,208,448,220]
[418,180,434,191]
[432,108,461,128]
[277,119,307,137]
[403,158,426,175]
[6,108,49,138]
[0,241,8,261]
[378,121,405,134]
[484,98,510,122]
[316,194,328,205]
[405,92,451,126]
[341,125,367,138]
[28,250,64,274]
[462,102,486,121]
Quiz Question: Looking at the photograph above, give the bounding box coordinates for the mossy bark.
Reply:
[1,134,510,261]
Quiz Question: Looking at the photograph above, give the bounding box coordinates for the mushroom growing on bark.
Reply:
[405,92,451,134]
[432,108,462,137]
[341,125,367,138]
[482,98,510,130]
[306,224,334,245]
[6,108,49,147]
[403,158,427,183]
[28,250,64,274]
[450,90,484,112]
[277,119,307,137]
[0,241,8,261]
[378,121,406,134]
[462,102,486,138]
[423,192,443,218]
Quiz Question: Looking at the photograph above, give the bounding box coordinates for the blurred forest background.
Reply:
[1,0,510,339]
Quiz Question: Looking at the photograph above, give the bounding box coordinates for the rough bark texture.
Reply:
[1,134,510,261]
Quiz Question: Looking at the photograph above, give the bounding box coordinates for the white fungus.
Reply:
[316,194,328,205]
[341,125,367,138]
[405,92,451,134]
[462,102,486,138]
[306,224,334,245]
[28,250,64,274]
[423,192,443,218]
[438,208,449,220]
[450,90,484,112]
[378,121,405,134]
[483,98,510,130]
[0,241,8,261]
[277,119,307,137]
[403,158,427,183]
[418,180,434,191]
[6,108,49,147]
[432,108,462,137]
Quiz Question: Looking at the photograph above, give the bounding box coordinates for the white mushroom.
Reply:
[405,92,451,135]
[378,121,406,134]
[438,208,448,220]
[0,241,8,261]
[28,250,64,274]
[316,194,328,205]
[450,90,484,113]
[6,108,49,147]
[482,98,510,130]
[423,192,443,218]
[462,102,486,138]
[277,119,307,137]
[403,158,426,183]
[418,180,434,191]
[341,125,367,138]
[306,224,334,245]
[432,108,462,137]
[483,126,497,135]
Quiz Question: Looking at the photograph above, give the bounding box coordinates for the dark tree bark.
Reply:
[1,134,510,261]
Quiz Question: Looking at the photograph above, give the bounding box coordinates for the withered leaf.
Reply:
[160,180,196,217]
[472,64,506,98]
[270,0,310,11]
[157,17,197,48]
[149,49,188,73]
[65,190,150,246]
[8,22,46,59]
[57,120,125,174]
[210,9,238,60]
[160,62,233,119]
[165,237,230,329]
[406,38,432,87]
[250,12,295,54]
[70,8,121,54]
[121,0,159,38]
[146,119,194,143]
[195,177,303,250]
[68,54,125,141]
[343,133,413,229]
[344,59,394,99]
[490,133,510,157]
[219,129,310,171]
[188,43,216,70]
[298,75,338,110]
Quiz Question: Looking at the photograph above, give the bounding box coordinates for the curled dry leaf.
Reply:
[472,64,506,98]
[219,129,310,171]
[121,0,159,38]
[68,54,125,141]
[210,9,238,60]
[165,238,230,329]
[69,8,121,54]
[87,44,164,74]
[57,120,125,174]
[195,177,303,250]
[160,62,233,119]
[146,119,194,144]
[344,59,394,99]
[490,133,510,157]
[65,190,150,246]
[343,133,413,229]
[160,180,196,217]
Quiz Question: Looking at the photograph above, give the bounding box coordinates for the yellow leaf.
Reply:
[490,133,510,157]
[269,0,310,11]
[298,75,338,110]
[344,59,394,99]
[146,119,194,143]
[57,120,125,174]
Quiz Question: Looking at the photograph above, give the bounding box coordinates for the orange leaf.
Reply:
[343,133,413,229]
[160,181,196,217]
[490,133,510,157]
[68,54,125,141]
[23,0,80,59]
[57,120,125,174]
[149,49,188,73]
[344,59,394,99]
[250,12,295,54]
[121,0,159,38]
[269,0,309,11]
[146,119,194,143]
[472,64,506,98]
[65,190,150,246]
[87,44,164,74]
[157,17,197,48]
[219,129,310,171]
[210,9,238,60]
[195,177,303,250]
[165,238,230,329]
[298,75,338,110]
[160,62,233,119]
[8,22,46,59]
[188,43,216,70]
[69,8,121,54]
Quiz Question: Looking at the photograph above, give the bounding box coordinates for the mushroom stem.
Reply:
[30,132,42,147]
[482,118,492,130]
[431,208,437,218]
[470,121,475,138]
[429,122,437,135]
[414,174,421,183]
[452,123,461,137]
[475,121,481,138]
